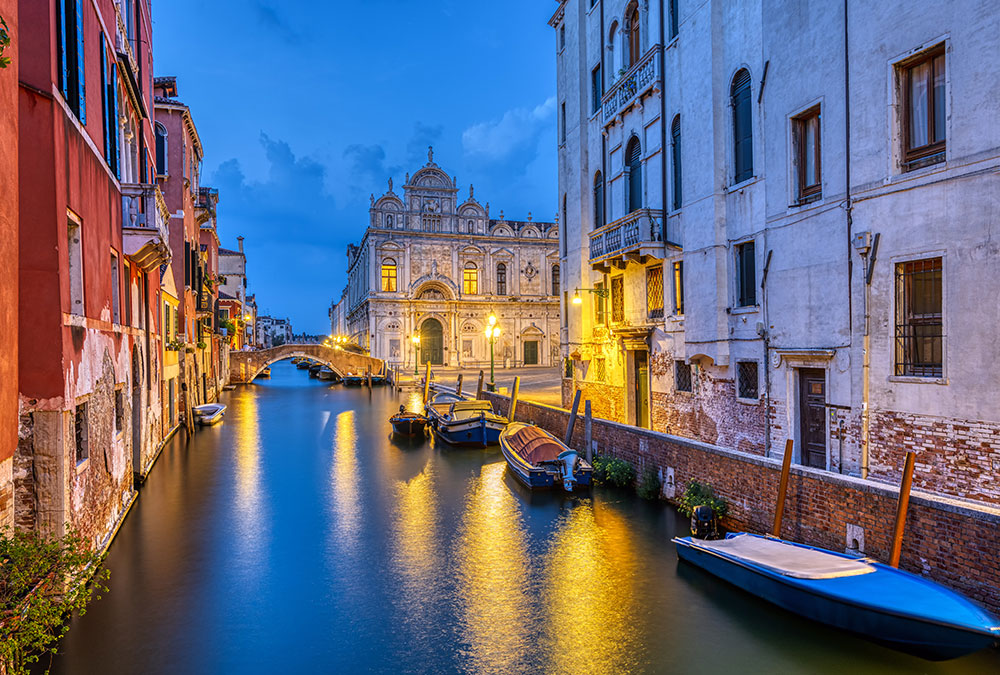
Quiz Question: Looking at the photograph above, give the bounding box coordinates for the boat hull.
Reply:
[433,418,504,447]
[499,425,592,491]
[674,535,999,660]
[192,404,226,426]
[390,417,428,436]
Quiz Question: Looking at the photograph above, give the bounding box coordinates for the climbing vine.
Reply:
[0,17,11,69]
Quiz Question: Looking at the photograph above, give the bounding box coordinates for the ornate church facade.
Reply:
[341,150,561,370]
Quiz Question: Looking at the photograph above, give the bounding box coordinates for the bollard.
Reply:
[476,370,484,400]
[508,376,520,423]
[565,388,582,446]
[456,374,464,398]
[889,451,916,568]
[772,439,794,538]
[584,400,593,463]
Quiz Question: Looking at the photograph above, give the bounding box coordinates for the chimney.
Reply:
[237,236,244,254]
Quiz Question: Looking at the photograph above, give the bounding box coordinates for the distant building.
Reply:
[219,238,251,348]
[343,150,561,369]
[257,316,293,348]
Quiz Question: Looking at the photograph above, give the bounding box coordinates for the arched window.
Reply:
[463,262,478,295]
[608,23,618,79]
[626,136,643,213]
[593,171,604,229]
[496,263,507,295]
[380,258,397,292]
[731,69,753,183]
[155,123,167,176]
[671,115,682,210]
[551,264,560,296]
[626,4,640,68]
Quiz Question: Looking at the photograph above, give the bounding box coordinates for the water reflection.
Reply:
[232,392,263,537]
[454,462,533,675]
[330,409,361,547]
[542,501,641,674]
[390,462,441,633]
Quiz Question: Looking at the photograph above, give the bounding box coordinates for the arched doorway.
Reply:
[420,318,444,365]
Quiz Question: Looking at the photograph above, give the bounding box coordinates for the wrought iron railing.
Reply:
[602,45,662,123]
[589,208,664,262]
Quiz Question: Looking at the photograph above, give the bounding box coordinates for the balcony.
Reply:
[589,209,669,270]
[602,45,661,125]
[121,183,171,270]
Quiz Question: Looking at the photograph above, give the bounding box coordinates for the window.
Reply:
[895,258,943,377]
[74,401,89,463]
[381,258,397,292]
[902,46,946,169]
[561,194,568,258]
[646,266,664,319]
[626,5,640,68]
[110,252,121,324]
[593,172,604,229]
[123,261,132,326]
[68,217,84,315]
[669,0,679,40]
[462,339,473,359]
[57,0,86,123]
[551,264,560,296]
[155,123,167,176]
[671,115,682,210]
[595,358,606,382]
[608,24,618,80]
[560,102,567,144]
[731,69,753,183]
[737,361,759,400]
[100,33,119,170]
[497,263,507,295]
[167,379,176,426]
[114,389,125,432]
[672,261,684,315]
[626,137,642,213]
[463,262,478,295]
[675,361,692,392]
[611,276,624,323]
[591,65,603,114]
[559,24,565,50]
[794,107,821,201]
[736,241,756,307]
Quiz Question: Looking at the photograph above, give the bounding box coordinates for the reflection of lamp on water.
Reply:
[411,334,421,376]
[484,313,501,391]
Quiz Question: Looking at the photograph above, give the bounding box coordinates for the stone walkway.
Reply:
[394,365,563,407]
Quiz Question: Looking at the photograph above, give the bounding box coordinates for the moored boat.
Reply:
[499,422,591,492]
[296,359,312,370]
[258,366,271,378]
[308,363,323,378]
[425,397,507,447]
[389,405,429,436]
[673,532,1000,660]
[318,367,337,381]
[342,373,364,386]
[192,403,226,426]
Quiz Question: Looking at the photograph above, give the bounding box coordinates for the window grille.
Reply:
[737,361,758,399]
[675,361,692,392]
[74,402,89,463]
[646,266,664,319]
[611,276,624,323]
[895,258,943,376]
[595,358,606,382]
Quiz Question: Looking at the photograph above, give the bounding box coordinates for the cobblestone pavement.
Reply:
[395,365,563,407]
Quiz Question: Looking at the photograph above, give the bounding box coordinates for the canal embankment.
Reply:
[438,385,1000,616]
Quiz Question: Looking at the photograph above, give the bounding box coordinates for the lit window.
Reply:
[594,281,606,325]
[381,258,397,292]
[463,262,478,295]
[611,276,624,323]
[673,261,684,315]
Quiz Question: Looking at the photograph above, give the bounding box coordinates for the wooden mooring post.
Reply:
[476,370,484,400]
[564,388,582,446]
[456,373,463,398]
[508,376,520,422]
[583,400,593,463]
[422,362,431,405]
[366,368,372,388]
[772,439,794,537]
[889,451,917,568]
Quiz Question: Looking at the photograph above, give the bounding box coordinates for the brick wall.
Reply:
[479,389,1000,614]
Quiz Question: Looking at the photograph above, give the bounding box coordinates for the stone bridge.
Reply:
[229,344,385,384]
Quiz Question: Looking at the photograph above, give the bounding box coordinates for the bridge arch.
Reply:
[229,344,385,384]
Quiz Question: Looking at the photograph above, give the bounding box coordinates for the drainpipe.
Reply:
[660,1,668,244]
[600,1,607,230]
[761,249,773,457]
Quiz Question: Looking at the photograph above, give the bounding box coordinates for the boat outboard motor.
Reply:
[556,449,579,492]
[690,505,718,539]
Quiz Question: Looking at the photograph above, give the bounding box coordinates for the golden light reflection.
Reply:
[233,392,261,518]
[541,502,641,675]
[331,409,360,547]
[390,464,440,621]
[403,390,424,413]
[455,462,533,675]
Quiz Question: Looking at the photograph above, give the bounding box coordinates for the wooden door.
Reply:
[523,340,538,365]
[420,319,444,365]
[799,368,827,469]
[634,350,650,428]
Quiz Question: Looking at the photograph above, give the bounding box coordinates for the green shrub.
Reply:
[677,480,729,519]
[592,455,636,489]
[636,467,662,500]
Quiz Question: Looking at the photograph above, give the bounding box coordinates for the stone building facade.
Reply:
[552,0,1000,505]
[342,151,561,370]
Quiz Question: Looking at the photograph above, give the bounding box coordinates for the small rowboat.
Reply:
[390,406,429,436]
[342,374,364,386]
[425,396,507,447]
[192,403,226,426]
[673,532,1000,660]
[296,359,311,370]
[308,363,323,378]
[318,367,337,381]
[258,367,271,378]
[499,422,592,492]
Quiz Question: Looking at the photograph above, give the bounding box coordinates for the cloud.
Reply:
[405,122,444,165]
[461,97,555,166]
[252,1,300,43]
[343,143,388,186]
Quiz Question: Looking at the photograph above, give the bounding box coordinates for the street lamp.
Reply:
[484,313,501,391]
[411,334,421,376]
[571,287,609,305]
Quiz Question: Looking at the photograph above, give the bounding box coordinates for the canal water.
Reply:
[49,361,998,674]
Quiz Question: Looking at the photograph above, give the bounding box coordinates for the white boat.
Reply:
[192,403,226,425]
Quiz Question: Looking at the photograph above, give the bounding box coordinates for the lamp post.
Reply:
[411,334,421,376]
[484,313,500,391]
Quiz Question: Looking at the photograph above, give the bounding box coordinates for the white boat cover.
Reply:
[694,534,875,579]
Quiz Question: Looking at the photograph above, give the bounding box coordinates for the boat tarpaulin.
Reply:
[694,534,875,579]
[505,425,565,464]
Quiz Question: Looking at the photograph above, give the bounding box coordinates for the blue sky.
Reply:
[152,1,558,334]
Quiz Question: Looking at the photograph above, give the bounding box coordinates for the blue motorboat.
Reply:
[674,532,1000,660]
[425,397,507,447]
[499,422,592,492]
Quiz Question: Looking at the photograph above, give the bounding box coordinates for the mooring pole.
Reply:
[508,376,520,422]
[889,451,916,568]
[366,368,372,388]
[456,373,464,398]
[584,400,593,463]
[423,362,431,405]
[476,370,484,400]
[565,388,582,446]
[772,439,794,537]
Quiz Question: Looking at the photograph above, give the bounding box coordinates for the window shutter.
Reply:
[99,33,108,159]
[671,116,682,210]
[75,0,86,125]
[110,63,120,177]
[57,0,69,98]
